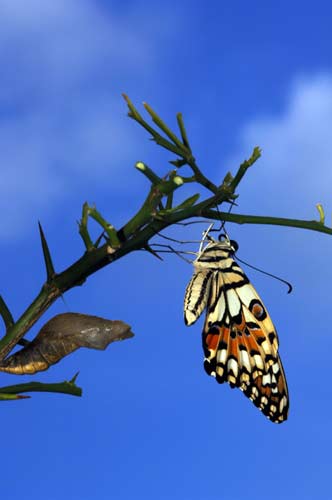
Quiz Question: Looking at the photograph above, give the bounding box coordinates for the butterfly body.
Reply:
[184,235,289,423]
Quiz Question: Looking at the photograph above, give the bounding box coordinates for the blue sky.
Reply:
[1,1,332,499]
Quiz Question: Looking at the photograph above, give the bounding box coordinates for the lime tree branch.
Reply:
[202,210,332,235]
[0,373,82,399]
[0,96,331,398]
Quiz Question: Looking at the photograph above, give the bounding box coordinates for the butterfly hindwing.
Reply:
[184,237,289,423]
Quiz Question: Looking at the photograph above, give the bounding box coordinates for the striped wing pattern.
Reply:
[184,238,289,423]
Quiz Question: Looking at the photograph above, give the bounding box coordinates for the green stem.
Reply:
[0,393,30,400]
[86,206,121,248]
[119,176,184,239]
[123,95,183,156]
[176,113,191,150]
[79,202,95,250]
[136,162,162,185]
[143,102,187,152]
[0,379,82,397]
[187,158,219,193]
[202,210,332,235]
[228,147,261,192]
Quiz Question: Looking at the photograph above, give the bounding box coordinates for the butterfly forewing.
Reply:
[184,237,289,423]
[184,270,213,326]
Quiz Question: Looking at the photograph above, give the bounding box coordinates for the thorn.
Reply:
[70,372,80,384]
[94,231,106,248]
[143,244,164,260]
[0,295,14,329]
[169,159,187,168]
[18,338,30,347]
[38,222,56,281]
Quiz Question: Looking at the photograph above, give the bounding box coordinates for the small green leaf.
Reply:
[175,193,200,210]
[176,113,191,150]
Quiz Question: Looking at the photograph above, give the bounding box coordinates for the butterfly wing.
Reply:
[184,270,213,326]
[202,269,289,423]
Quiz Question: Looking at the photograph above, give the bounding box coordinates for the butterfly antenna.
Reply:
[235,256,293,294]
[210,201,235,234]
[173,219,215,227]
[156,232,203,245]
[148,243,195,263]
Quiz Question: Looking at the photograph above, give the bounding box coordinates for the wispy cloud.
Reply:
[0,0,175,238]
[229,74,332,216]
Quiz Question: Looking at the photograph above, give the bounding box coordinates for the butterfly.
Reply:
[184,231,289,423]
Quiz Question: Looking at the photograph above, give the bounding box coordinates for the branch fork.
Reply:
[1,96,331,400]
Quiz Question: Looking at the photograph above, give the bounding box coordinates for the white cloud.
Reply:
[229,74,332,217]
[0,0,150,94]
[224,77,332,348]
[0,0,174,239]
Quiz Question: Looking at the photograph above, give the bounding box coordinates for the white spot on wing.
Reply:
[253,354,264,370]
[217,348,227,365]
[226,288,241,317]
[237,284,257,307]
[272,363,280,374]
[252,387,259,398]
[240,349,251,373]
[227,358,238,377]
[262,374,271,386]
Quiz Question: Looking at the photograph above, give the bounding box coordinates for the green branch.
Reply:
[1,95,331,401]
[228,146,262,191]
[0,393,30,400]
[0,374,82,398]
[202,210,332,235]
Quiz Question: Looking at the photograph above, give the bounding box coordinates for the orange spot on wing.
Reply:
[205,332,220,350]
[228,335,238,358]
[244,335,259,352]
[255,376,270,396]
[252,303,264,318]
[205,326,230,351]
